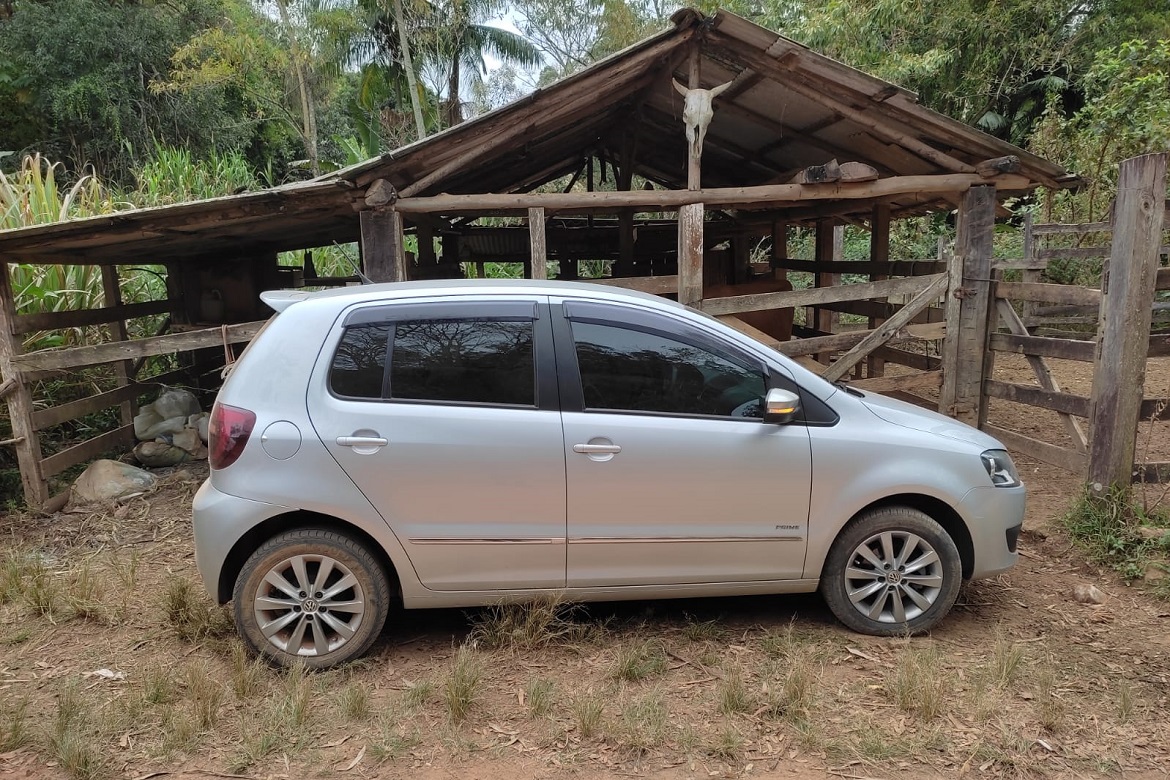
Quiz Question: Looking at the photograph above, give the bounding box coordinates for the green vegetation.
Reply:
[1062,487,1170,588]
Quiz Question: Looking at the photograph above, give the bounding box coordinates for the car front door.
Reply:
[553,300,813,588]
[307,297,566,591]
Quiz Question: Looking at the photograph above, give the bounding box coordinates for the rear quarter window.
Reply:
[329,323,391,398]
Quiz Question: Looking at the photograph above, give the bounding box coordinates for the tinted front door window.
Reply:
[572,322,765,418]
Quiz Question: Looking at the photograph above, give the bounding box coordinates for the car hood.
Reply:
[858,391,1003,450]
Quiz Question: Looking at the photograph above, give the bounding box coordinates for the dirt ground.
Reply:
[1,357,1169,780]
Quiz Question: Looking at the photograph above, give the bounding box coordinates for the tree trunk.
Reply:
[393,0,427,142]
[276,0,319,175]
[447,54,463,126]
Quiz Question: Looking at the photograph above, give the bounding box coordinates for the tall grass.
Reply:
[130,146,257,207]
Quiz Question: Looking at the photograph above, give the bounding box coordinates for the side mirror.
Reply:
[763,388,801,424]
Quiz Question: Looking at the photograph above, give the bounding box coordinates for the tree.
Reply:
[417,0,541,126]
[0,0,244,181]
[511,0,660,84]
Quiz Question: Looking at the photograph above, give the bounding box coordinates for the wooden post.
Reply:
[0,260,48,508]
[417,221,436,267]
[811,221,841,364]
[617,134,636,277]
[528,207,548,280]
[101,265,136,428]
[359,209,408,282]
[1020,213,1038,327]
[867,204,890,378]
[939,185,996,425]
[1088,153,1167,493]
[678,203,704,307]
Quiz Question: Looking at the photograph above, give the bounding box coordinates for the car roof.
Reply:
[260,278,685,314]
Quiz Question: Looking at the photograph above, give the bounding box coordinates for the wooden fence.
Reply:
[978,153,1170,490]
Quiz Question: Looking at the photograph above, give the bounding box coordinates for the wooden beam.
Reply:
[528,207,547,279]
[31,367,188,431]
[994,298,1088,450]
[100,264,137,431]
[988,332,1096,361]
[701,273,945,317]
[391,173,1030,215]
[976,156,1021,178]
[1089,153,1166,492]
[982,423,1087,473]
[0,378,15,399]
[811,222,842,364]
[1031,221,1111,235]
[939,185,995,424]
[11,298,172,336]
[779,258,945,276]
[687,43,701,191]
[359,209,407,282]
[12,321,267,372]
[983,379,1090,417]
[851,370,942,393]
[678,203,704,307]
[994,281,1101,307]
[39,423,136,479]
[822,273,949,382]
[588,275,677,294]
[867,202,891,378]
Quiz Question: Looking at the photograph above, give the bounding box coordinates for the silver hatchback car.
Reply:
[193,280,1024,668]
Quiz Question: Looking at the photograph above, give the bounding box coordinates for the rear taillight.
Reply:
[208,403,257,470]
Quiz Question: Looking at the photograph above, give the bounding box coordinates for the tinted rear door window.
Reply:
[390,319,535,406]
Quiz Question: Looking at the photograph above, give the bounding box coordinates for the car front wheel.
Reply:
[821,507,962,636]
[234,529,390,668]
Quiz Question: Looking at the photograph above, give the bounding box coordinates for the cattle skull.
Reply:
[672,78,734,157]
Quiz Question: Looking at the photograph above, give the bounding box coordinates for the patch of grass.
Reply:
[764,646,818,723]
[0,697,31,751]
[443,646,483,723]
[611,639,667,682]
[163,579,233,642]
[525,678,554,718]
[470,597,595,650]
[1063,486,1170,583]
[1,628,32,646]
[184,660,226,730]
[573,693,605,739]
[278,661,313,729]
[369,709,421,762]
[888,642,948,721]
[682,615,722,642]
[612,690,669,753]
[142,665,179,705]
[50,683,104,780]
[1116,680,1135,723]
[229,642,268,700]
[403,677,435,709]
[717,668,752,715]
[338,680,370,721]
[987,630,1025,688]
[759,620,809,660]
[707,723,743,761]
[1033,656,1064,733]
[63,564,105,622]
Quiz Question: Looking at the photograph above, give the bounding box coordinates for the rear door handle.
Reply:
[336,436,388,448]
[573,443,621,454]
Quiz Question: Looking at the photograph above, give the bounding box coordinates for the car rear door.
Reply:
[307,296,567,591]
[552,299,813,587]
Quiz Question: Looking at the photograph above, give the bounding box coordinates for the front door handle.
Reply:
[573,443,621,454]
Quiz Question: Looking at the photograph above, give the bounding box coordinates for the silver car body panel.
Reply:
[194,279,1023,609]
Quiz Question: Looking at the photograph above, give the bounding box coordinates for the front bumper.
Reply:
[958,484,1027,579]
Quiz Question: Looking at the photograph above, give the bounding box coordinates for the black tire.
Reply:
[233,529,390,669]
[821,506,962,636]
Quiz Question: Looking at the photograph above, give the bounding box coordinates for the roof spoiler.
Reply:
[260,290,313,313]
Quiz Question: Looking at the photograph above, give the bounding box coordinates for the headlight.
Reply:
[981,449,1021,487]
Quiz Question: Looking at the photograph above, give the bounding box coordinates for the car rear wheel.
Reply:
[821,507,962,636]
[234,529,389,668]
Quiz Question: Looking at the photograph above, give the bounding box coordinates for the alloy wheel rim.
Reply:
[844,530,944,624]
[253,553,366,656]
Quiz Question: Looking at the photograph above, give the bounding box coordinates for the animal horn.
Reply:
[708,80,735,98]
[672,78,689,97]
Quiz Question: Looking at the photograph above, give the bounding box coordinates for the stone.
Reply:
[132,441,192,468]
[1072,584,1106,604]
[1143,563,1167,582]
[152,387,201,420]
[69,459,156,507]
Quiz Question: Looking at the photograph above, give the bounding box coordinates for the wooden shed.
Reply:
[0,8,1080,508]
